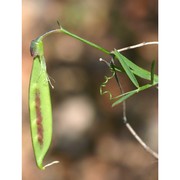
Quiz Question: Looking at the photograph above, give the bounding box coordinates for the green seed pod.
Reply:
[29,39,58,169]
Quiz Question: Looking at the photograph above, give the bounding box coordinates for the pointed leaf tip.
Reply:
[113,49,139,88]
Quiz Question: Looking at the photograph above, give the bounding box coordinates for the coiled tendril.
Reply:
[100,69,116,100]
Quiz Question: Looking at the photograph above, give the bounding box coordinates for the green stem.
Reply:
[37,27,111,55]
[60,27,110,55]
[38,29,61,41]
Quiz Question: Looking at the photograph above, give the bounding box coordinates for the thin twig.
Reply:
[125,123,158,159]
[43,161,59,169]
[110,58,158,159]
[117,41,158,52]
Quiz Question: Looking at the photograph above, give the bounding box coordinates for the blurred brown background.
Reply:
[22,0,158,179]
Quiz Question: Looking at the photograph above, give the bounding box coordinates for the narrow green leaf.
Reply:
[115,53,158,83]
[113,49,139,88]
[110,62,124,73]
[112,90,137,107]
[112,84,154,107]
[151,60,156,84]
[138,84,152,91]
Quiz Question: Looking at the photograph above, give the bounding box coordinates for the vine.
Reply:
[29,22,158,169]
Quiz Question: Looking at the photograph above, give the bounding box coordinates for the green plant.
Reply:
[29,22,158,169]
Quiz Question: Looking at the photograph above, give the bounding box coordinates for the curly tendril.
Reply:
[100,70,116,100]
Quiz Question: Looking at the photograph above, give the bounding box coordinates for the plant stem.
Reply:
[125,122,158,159]
[39,29,61,40]
[60,28,111,55]
[117,41,158,52]
[113,62,158,159]
[38,27,111,55]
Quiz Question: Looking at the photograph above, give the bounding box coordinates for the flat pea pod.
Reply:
[29,39,58,170]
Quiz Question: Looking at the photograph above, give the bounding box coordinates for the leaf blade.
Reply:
[116,53,158,83]
[151,60,156,84]
[112,84,153,107]
[112,90,137,107]
[113,49,139,88]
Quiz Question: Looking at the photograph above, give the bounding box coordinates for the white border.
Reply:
[0,0,21,179]
[0,0,179,179]
[159,0,180,179]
